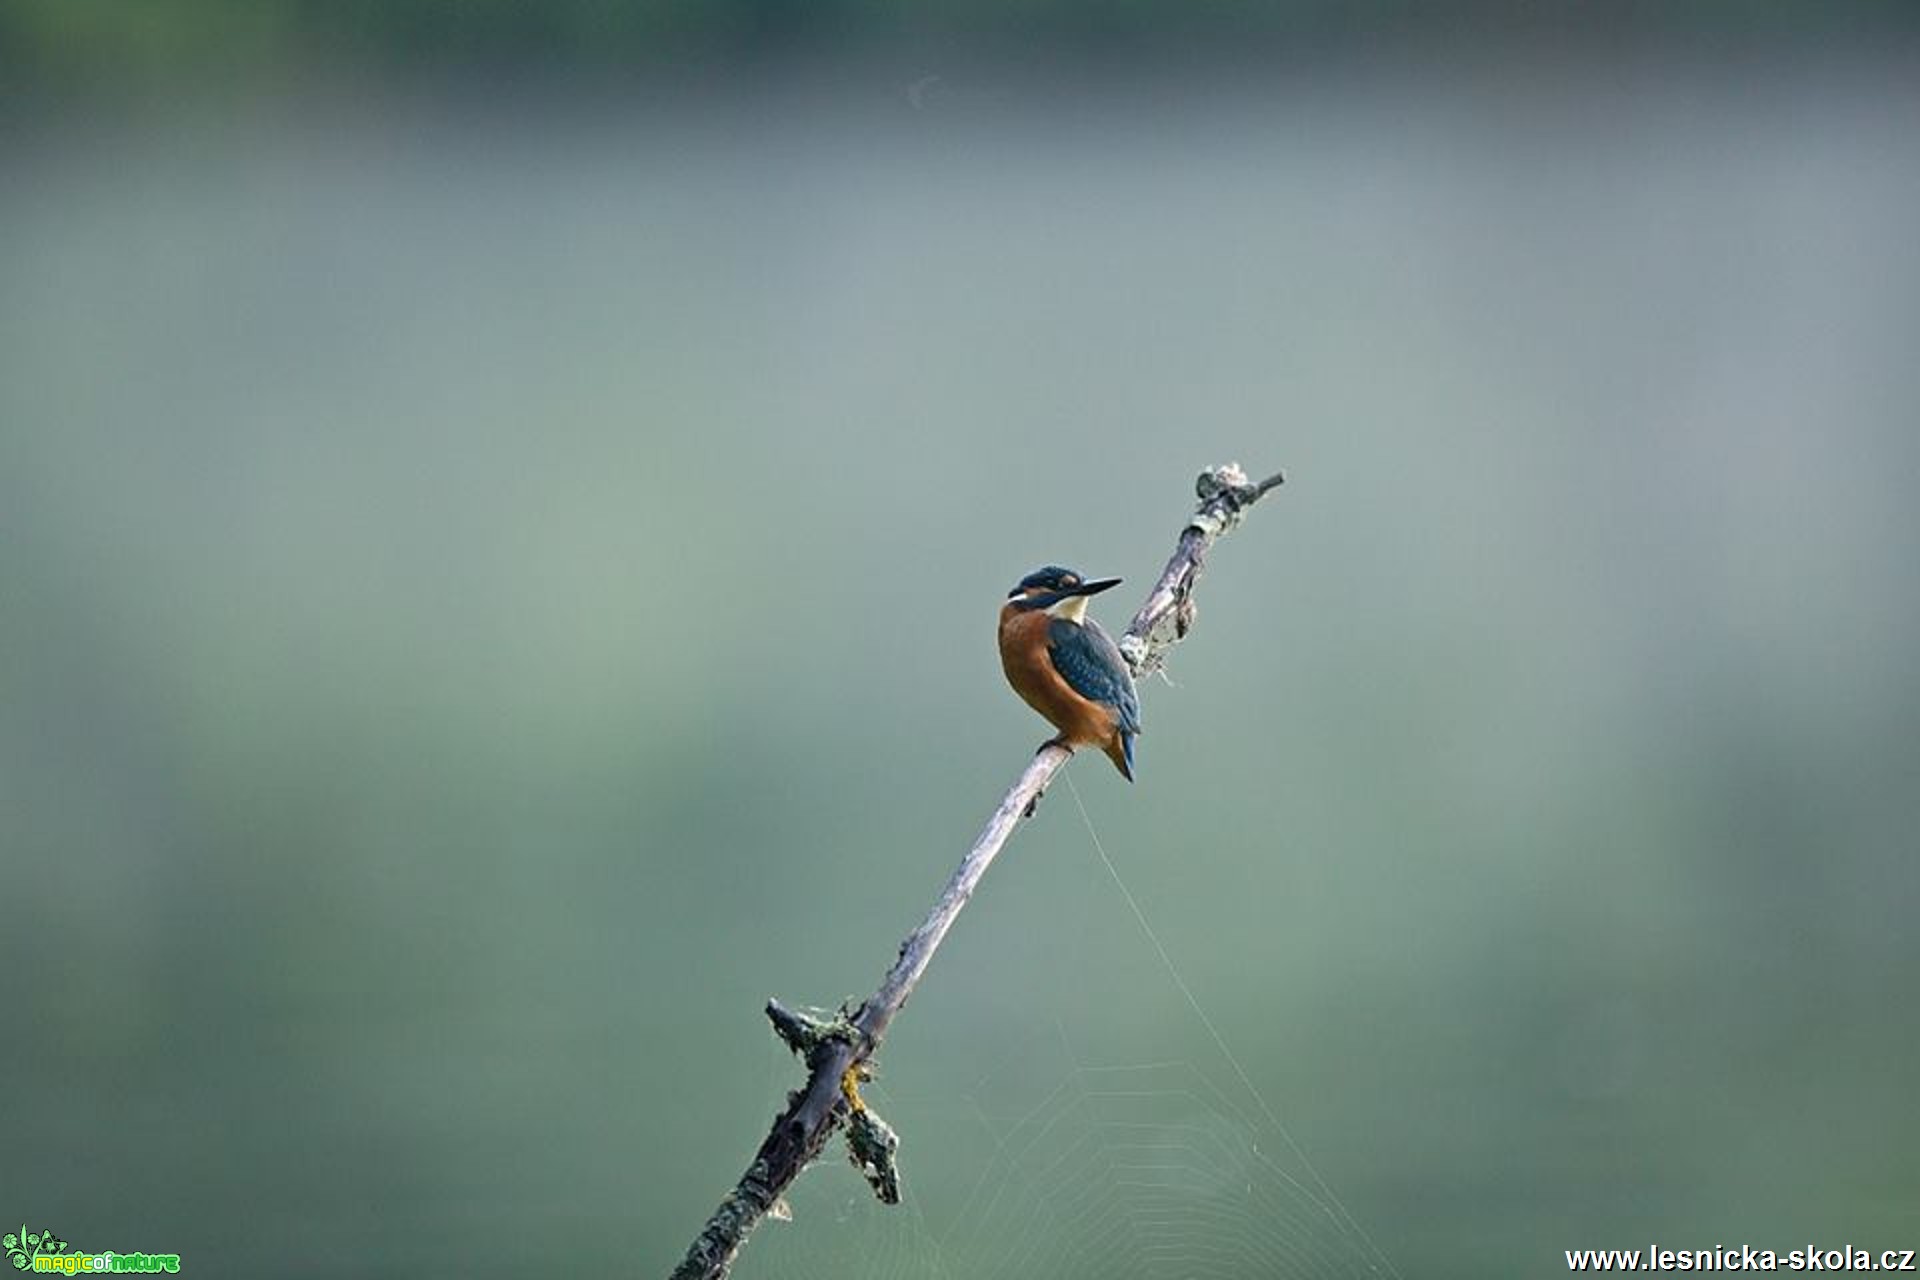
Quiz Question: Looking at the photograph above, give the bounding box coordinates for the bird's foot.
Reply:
[1019,738,1074,818]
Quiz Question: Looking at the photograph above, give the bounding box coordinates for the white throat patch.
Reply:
[1049,594,1089,624]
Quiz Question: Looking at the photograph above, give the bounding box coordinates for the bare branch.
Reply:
[666,461,1285,1280]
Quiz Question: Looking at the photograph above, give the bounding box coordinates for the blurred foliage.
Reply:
[3,0,1917,94]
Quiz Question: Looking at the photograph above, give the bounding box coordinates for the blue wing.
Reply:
[1047,617,1142,734]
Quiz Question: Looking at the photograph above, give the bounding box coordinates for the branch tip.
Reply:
[765,999,856,1062]
[845,1105,902,1205]
[1190,460,1285,538]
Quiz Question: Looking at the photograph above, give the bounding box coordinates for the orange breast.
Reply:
[998,605,1121,750]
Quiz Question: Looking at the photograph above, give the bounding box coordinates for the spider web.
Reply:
[741,1030,1391,1280]
[733,774,1396,1280]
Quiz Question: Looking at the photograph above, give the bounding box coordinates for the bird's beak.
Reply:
[1071,577,1122,597]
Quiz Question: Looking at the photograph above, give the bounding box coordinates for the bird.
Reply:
[998,565,1142,781]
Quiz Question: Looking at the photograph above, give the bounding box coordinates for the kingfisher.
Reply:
[998,566,1142,781]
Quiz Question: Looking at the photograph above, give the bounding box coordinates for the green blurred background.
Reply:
[4,4,1918,1277]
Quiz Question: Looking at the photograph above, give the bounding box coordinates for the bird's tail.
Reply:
[1105,731,1136,782]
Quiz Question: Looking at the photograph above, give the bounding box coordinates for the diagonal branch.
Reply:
[666,462,1285,1280]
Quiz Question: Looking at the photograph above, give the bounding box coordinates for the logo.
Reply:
[4,1227,180,1274]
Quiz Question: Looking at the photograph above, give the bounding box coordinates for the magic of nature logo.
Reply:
[5,1226,180,1274]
